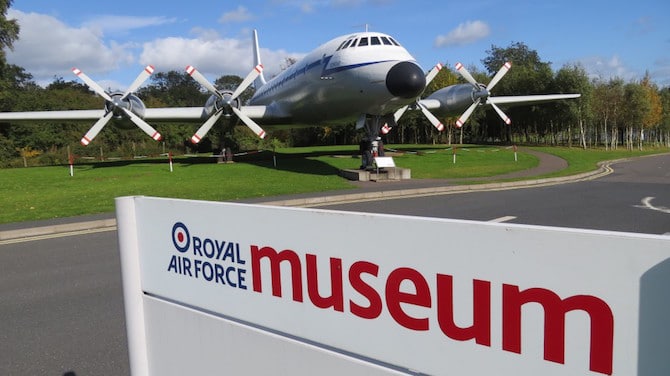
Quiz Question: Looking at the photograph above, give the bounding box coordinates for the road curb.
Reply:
[0,218,117,243]
[259,163,613,207]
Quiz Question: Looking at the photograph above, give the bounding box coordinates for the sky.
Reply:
[4,0,670,91]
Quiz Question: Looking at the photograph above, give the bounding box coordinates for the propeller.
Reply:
[73,66,161,146]
[186,64,267,144]
[381,62,445,134]
[454,61,512,127]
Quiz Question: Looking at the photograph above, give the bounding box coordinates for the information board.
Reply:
[116,196,670,375]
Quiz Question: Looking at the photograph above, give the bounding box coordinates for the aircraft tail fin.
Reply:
[252,29,267,88]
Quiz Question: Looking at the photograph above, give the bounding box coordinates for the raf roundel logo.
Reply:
[172,222,190,253]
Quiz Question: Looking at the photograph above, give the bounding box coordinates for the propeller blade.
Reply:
[187,64,266,140]
[454,62,478,87]
[424,63,443,87]
[74,66,162,145]
[393,105,409,122]
[121,108,162,141]
[232,107,267,139]
[487,62,511,91]
[72,68,113,101]
[455,100,480,128]
[185,65,221,97]
[380,105,409,134]
[381,62,444,134]
[231,64,263,100]
[191,111,223,144]
[124,65,155,98]
[81,111,114,146]
[490,102,511,125]
[418,102,445,131]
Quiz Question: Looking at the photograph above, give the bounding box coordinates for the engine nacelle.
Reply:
[106,91,147,130]
[424,83,488,118]
[201,90,241,119]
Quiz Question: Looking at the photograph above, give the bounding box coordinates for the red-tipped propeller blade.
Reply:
[186,65,267,142]
[81,111,114,146]
[383,63,445,134]
[454,61,515,127]
[73,66,160,145]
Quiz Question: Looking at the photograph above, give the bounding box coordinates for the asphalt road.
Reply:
[0,153,668,375]
[318,154,670,235]
[0,231,127,376]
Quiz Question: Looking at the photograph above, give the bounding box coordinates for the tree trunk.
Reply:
[579,119,587,149]
[603,118,609,150]
[568,125,572,148]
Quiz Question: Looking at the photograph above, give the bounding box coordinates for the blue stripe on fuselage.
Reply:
[251,56,396,102]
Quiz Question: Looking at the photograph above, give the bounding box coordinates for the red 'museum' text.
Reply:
[250,245,614,375]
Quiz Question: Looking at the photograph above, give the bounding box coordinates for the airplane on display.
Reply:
[0,29,579,167]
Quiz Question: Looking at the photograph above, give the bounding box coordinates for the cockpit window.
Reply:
[337,35,400,50]
[338,39,353,50]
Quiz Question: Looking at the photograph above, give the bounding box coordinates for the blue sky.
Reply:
[5,0,670,91]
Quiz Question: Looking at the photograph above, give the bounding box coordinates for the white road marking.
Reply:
[636,197,670,214]
[489,216,517,223]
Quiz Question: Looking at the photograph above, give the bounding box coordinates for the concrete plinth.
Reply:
[339,168,411,182]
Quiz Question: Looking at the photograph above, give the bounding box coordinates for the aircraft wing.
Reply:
[418,93,581,112]
[487,93,581,106]
[0,106,278,124]
[143,105,279,123]
[0,109,105,123]
[142,107,204,122]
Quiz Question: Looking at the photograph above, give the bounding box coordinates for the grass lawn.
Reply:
[0,145,666,224]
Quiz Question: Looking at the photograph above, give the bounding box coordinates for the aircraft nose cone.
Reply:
[386,61,426,99]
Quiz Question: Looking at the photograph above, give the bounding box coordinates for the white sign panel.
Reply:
[116,196,670,375]
[374,156,396,168]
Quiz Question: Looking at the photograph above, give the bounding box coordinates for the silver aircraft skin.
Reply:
[0,29,580,146]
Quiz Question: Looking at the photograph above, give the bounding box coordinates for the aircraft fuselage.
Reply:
[249,32,425,126]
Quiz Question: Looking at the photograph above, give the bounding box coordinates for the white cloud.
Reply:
[271,0,389,13]
[4,9,307,89]
[5,10,134,87]
[82,15,178,36]
[218,6,253,24]
[139,32,305,80]
[435,20,491,47]
[579,54,637,82]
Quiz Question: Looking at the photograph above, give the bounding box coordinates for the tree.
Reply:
[554,63,592,148]
[622,82,649,149]
[139,70,206,107]
[0,0,19,58]
[660,88,670,147]
[0,0,23,105]
[640,72,662,147]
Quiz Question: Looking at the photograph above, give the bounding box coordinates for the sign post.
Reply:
[116,196,670,375]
